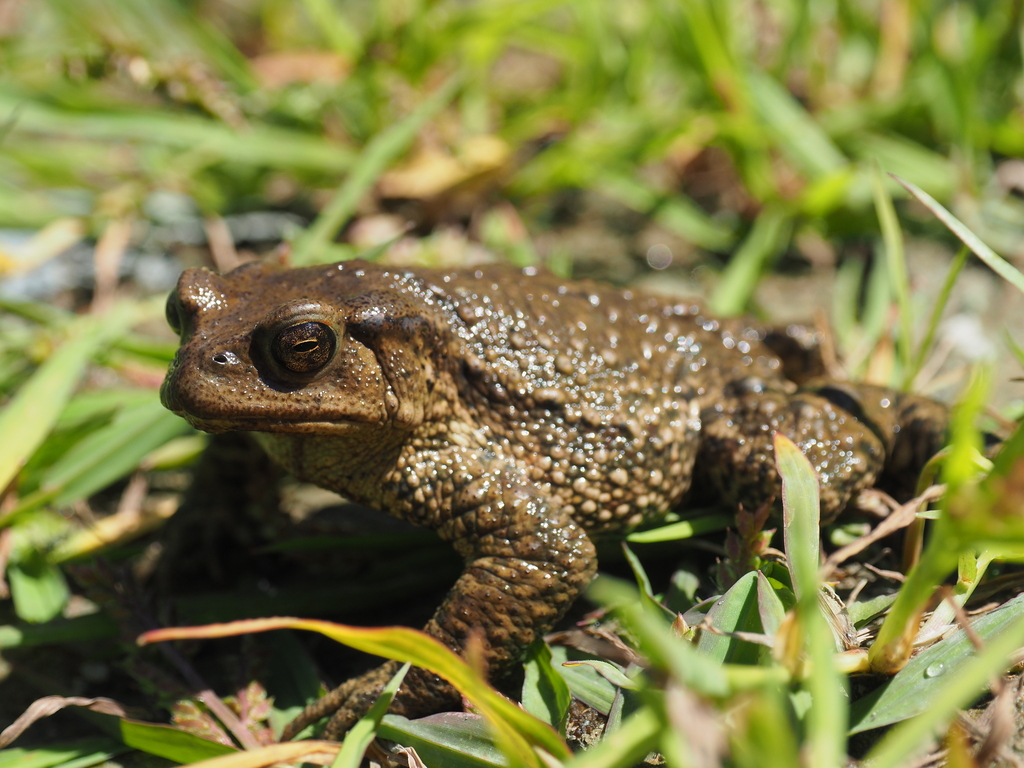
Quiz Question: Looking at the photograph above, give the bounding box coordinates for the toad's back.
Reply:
[419,265,789,534]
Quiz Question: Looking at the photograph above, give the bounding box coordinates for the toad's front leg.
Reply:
[283,463,597,740]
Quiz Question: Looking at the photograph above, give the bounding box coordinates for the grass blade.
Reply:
[0,89,354,173]
[332,664,410,768]
[625,512,731,543]
[776,434,819,598]
[298,0,362,58]
[907,245,969,388]
[0,740,122,768]
[0,304,137,500]
[776,433,846,768]
[291,75,462,265]
[118,720,237,762]
[853,136,955,200]
[377,714,507,768]
[139,617,569,766]
[597,173,736,252]
[851,591,1024,734]
[747,69,847,179]
[872,164,913,382]
[522,642,572,731]
[869,369,990,675]
[709,204,791,317]
[7,555,70,624]
[0,613,117,650]
[694,571,762,665]
[892,174,1024,296]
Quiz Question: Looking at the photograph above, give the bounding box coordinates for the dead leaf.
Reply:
[0,695,129,747]
[378,136,511,201]
[391,745,430,768]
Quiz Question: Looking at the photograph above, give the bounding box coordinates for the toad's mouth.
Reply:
[170,410,382,436]
[160,371,391,434]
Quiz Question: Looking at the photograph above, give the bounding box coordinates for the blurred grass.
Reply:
[1,0,1024,764]
[0,0,1020,251]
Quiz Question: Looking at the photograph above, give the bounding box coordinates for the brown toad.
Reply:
[160,259,947,738]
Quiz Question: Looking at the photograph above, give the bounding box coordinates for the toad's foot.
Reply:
[282,661,460,741]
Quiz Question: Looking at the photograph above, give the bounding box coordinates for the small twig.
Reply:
[846,577,869,605]
[204,216,244,273]
[150,639,262,750]
[91,218,132,314]
[0,696,130,748]
[863,562,906,583]
[119,568,261,750]
[822,485,945,579]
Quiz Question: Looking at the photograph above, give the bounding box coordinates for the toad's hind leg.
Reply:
[282,464,597,740]
[807,381,949,502]
[695,378,947,523]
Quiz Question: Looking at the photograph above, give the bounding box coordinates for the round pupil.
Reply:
[272,322,335,373]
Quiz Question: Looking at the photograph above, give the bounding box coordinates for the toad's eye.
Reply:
[271,322,336,373]
[165,293,182,335]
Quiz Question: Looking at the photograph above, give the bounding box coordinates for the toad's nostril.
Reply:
[212,352,238,365]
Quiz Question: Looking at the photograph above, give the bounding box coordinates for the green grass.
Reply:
[1,0,1024,765]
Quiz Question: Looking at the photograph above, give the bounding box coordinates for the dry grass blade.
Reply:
[662,681,727,768]
[49,475,178,562]
[822,485,945,578]
[91,218,133,314]
[0,695,129,747]
[174,741,341,767]
[972,675,1020,766]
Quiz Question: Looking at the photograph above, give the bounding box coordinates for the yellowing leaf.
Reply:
[139,617,569,765]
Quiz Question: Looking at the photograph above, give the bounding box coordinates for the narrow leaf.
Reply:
[862,604,1024,768]
[694,571,762,664]
[0,304,136,499]
[0,740,121,768]
[871,163,913,379]
[522,642,571,731]
[118,720,237,762]
[776,433,845,767]
[7,555,70,624]
[291,75,461,265]
[710,205,791,317]
[139,618,569,765]
[0,89,354,173]
[378,714,507,768]
[893,175,1024,297]
[626,513,730,543]
[775,433,820,601]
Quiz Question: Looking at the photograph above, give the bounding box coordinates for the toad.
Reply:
[160,259,947,738]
